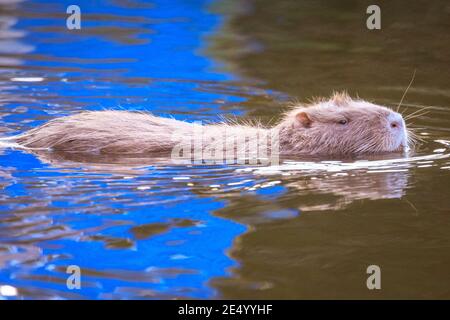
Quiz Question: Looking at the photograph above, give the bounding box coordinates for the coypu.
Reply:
[0,93,410,161]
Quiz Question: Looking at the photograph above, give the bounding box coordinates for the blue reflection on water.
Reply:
[0,0,249,299]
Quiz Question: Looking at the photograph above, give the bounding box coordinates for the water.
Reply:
[0,0,449,299]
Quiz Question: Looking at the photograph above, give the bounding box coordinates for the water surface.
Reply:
[0,0,449,299]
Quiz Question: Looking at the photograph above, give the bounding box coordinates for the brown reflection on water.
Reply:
[209,0,450,119]
[205,0,450,299]
[285,170,409,212]
[210,167,450,298]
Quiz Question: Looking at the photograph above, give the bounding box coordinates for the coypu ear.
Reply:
[295,111,312,128]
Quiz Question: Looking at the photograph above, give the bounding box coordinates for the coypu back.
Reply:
[14,111,195,154]
[11,110,270,157]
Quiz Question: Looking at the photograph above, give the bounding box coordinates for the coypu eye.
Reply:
[338,119,348,125]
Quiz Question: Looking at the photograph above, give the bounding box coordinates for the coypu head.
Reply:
[277,92,409,156]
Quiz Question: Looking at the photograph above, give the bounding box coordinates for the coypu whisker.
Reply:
[403,197,419,214]
[403,104,432,117]
[408,133,424,142]
[409,134,425,143]
[406,130,425,145]
[407,135,421,146]
[396,69,416,113]
[405,112,430,122]
[406,118,428,128]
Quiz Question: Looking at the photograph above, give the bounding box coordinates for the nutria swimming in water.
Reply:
[0,93,410,161]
